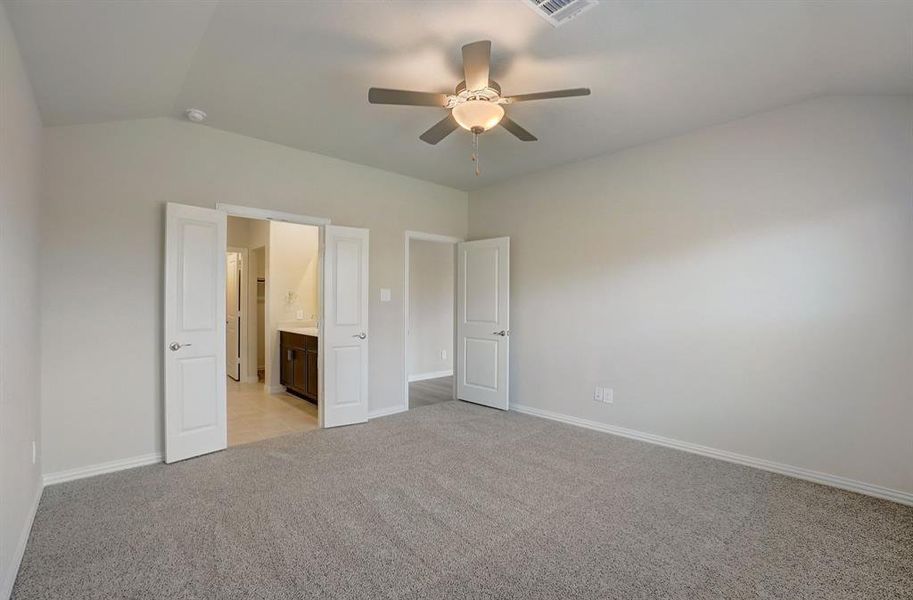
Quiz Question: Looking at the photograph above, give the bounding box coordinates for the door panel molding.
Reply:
[164,203,227,463]
[457,237,510,410]
[323,225,369,428]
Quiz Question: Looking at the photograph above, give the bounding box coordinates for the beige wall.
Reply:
[408,239,454,378]
[40,117,468,475]
[266,221,319,390]
[469,96,913,495]
[0,2,43,595]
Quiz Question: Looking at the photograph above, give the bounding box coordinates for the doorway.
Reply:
[164,202,372,463]
[404,231,461,410]
[225,214,320,446]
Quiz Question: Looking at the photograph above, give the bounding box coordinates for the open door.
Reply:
[164,203,227,463]
[457,237,510,410]
[322,225,369,428]
[226,252,241,381]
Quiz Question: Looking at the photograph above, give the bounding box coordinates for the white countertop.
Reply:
[278,326,319,337]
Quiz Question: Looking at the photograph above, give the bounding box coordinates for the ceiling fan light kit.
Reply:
[368,40,590,176]
[452,100,504,133]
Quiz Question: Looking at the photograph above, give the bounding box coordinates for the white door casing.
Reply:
[323,225,369,428]
[226,252,240,381]
[457,237,510,410]
[164,203,228,463]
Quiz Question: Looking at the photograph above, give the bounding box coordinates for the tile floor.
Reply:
[227,378,318,446]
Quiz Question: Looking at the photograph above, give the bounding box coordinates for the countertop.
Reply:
[278,326,319,337]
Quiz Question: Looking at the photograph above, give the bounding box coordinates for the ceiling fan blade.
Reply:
[368,88,447,107]
[462,40,491,91]
[506,88,591,103]
[419,113,459,145]
[500,117,537,141]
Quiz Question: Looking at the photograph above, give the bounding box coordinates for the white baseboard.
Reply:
[408,370,453,383]
[511,403,913,507]
[368,405,409,420]
[0,481,43,600]
[42,452,162,487]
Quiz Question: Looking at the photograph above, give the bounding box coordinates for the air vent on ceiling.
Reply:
[522,0,598,27]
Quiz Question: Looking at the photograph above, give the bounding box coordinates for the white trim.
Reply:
[511,404,913,507]
[404,230,463,245]
[0,481,42,600]
[216,203,330,226]
[214,203,327,432]
[403,231,461,413]
[368,405,409,420]
[42,453,162,487]
[227,246,249,383]
[408,370,453,383]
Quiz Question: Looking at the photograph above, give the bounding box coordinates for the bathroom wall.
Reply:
[266,221,320,390]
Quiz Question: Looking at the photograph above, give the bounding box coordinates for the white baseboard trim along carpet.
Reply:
[42,452,163,486]
[0,483,43,600]
[511,403,913,506]
[368,405,409,420]
[407,370,453,383]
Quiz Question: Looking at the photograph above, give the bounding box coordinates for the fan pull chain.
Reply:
[471,131,481,176]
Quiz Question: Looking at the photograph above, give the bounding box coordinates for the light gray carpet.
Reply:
[12,401,913,599]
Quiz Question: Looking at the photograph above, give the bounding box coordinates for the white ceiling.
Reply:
[8,0,912,190]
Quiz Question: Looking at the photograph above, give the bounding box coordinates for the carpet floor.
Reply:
[12,401,913,599]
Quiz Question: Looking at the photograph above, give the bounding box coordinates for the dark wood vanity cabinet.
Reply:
[279,331,318,403]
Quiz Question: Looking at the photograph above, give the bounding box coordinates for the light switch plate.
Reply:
[380,288,391,302]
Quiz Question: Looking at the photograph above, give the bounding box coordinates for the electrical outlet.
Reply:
[603,387,614,404]
[593,387,604,402]
[440,349,447,360]
[296,310,304,320]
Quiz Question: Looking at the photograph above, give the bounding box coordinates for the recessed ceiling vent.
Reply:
[522,0,598,27]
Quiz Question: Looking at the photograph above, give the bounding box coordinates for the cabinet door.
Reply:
[293,350,307,393]
[280,346,293,386]
[306,349,318,400]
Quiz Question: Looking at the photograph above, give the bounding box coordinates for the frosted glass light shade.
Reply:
[452,100,505,132]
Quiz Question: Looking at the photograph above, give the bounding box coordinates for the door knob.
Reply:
[169,342,192,351]
[492,330,508,337]
[352,332,367,340]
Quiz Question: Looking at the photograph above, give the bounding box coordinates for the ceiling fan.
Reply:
[368,40,590,175]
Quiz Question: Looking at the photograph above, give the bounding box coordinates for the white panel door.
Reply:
[226,252,241,381]
[457,237,509,410]
[164,203,227,463]
[323,225,369,428]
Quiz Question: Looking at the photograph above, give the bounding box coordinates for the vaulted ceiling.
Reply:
[7,0,912,190]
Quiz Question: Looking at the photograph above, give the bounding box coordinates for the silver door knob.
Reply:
[169,342,192,351]
[352,332,367,340]
[492,330,507,337]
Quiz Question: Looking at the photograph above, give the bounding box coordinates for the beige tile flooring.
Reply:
[227,378,318,447]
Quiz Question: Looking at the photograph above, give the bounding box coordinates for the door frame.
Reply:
[216,204,330,426]
[403,230,463,412]
[226,246,249,382]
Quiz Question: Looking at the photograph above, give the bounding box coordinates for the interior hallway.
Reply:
[227,379,318,446]
[409,376,453,409]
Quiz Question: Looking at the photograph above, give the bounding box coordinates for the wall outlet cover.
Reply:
[380,288,392,302]
[603,387,614,404]
[296,310,304,320]
[441,349,447,360]
[593,387,604,402]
